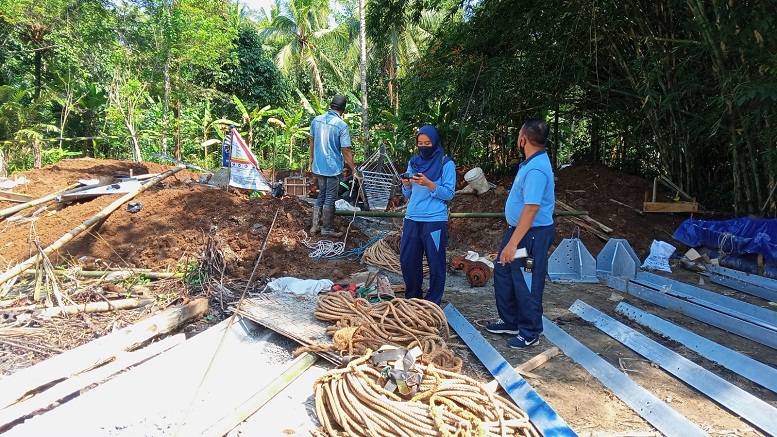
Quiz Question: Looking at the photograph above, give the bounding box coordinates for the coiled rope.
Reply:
[313,350,539,437]
[362,238,429,275]
[718,231,735,257]
[300,290,461,372]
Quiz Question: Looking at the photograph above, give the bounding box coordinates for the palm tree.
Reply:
[259,0,349,97]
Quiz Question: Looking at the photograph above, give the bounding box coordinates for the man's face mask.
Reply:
[418,146,434,158]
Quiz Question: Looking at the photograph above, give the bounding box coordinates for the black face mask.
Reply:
[419,146,434,158]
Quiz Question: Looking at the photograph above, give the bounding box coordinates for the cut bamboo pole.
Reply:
[32,298,155,318]
[0,166,184,289]
[335,210,588,218]
[19,269,184,280]
[0,183,81,220]
[0,296,207,411]
[200,353,318,437]
[556,199,613,233]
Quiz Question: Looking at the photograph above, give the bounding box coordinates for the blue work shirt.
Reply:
[310,110,352,176]
[505,149,555,227]
[402,160,457,221]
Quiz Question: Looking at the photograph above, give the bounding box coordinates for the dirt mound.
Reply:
[1,159,692,280]
[447,162,691,260]
[1,158,367,281]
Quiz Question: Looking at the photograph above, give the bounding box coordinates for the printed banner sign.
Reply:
[226,128,271,191]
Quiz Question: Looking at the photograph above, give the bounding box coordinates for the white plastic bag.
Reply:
[640,240,676,272]
[267,277,334,295]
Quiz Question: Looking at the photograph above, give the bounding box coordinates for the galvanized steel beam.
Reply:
[706,265,777,303]
[615,302,777,394]
[443,304,577,436]
[607,276,777,350]
[541,315,707,437]
[569,299,777,436]
[634,272,777,329]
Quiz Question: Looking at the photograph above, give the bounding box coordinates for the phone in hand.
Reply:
[401,172,417,180]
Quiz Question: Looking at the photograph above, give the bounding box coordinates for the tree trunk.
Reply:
[359,0,369,154]
[174,98,181,160]
[162,52,171,157]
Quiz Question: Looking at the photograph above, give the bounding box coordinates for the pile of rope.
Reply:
[362,238,429,275]
[304,290,461,372]
[298,230,384,260]
[313,350,539,437]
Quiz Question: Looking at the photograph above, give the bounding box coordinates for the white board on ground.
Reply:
[3,316,296,437]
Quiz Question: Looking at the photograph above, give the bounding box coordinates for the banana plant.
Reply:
[182,101,239,160]
[232,94,272,147]
[266,106,310,169]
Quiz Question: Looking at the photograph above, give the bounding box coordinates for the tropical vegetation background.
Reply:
[0,0,774,215]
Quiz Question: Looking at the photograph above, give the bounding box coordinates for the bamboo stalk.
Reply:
[335,210,588,218]
[19,269,184,280]
[32,298,155,318]
[0,182,81,220]
[0,166,184,289]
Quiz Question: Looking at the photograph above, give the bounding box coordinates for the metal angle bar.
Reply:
[569,299,777,436]
[615,302,777,394]
[707,269,777,303]
[607,276,777,350]
[443,304,578,436]
[635,271,777,327]
[708,265,777,291]
[541,315,706,437]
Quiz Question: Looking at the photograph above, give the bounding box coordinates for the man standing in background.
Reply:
[309,94,355,237]
[486,119,556,348]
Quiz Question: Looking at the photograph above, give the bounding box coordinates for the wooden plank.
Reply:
[565,216,609,241]
[615,302,777,394]
[0,191,33,203]
[236,294,341,365]
[542,313,707,437]
[570,299,777,436]
[556,200,613,233]
[483,347,559,392]
[642,201,698,213]
[0,298,208,411]
[443,304,577,436]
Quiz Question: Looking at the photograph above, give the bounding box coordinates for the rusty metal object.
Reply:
[466,261,491,287]
[449,255,470,271]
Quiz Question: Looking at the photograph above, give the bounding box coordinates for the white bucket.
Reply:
[464,167,490,195]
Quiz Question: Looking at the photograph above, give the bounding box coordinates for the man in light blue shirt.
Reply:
[309,95,355,237]
[486,119,556,348]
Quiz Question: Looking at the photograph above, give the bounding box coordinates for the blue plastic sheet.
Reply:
[672,217,777,265]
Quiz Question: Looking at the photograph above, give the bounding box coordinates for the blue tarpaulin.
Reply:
[672,217,777,264]
[672,217,777,265]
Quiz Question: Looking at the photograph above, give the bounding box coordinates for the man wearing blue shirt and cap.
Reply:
[486,119,556,348]
[309,94,355,237]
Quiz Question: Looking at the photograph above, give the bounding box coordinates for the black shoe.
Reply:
[485,319,520,335]
[508,334,539,348]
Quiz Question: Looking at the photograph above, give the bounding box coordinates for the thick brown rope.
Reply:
[313,350,540,437]
[362,238,429,275]
[307,290,461,372]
